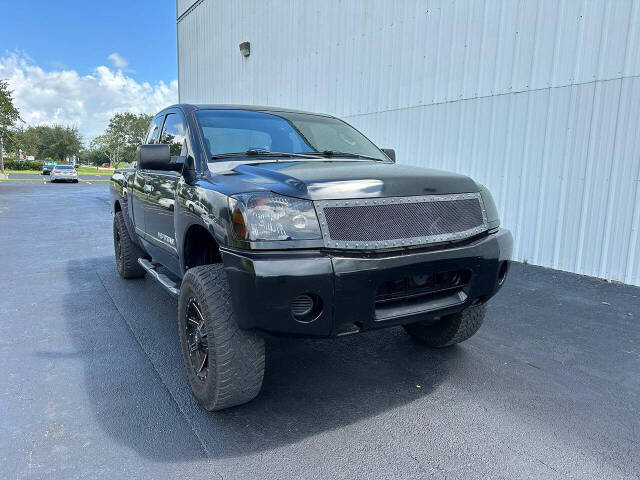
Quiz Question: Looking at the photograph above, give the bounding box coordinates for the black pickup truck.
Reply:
[110,104,512,411]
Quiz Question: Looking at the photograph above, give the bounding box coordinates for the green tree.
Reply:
[79,148,110,166]
[0,79,21,176]
[6,126,28,156]
[10,124,82,161]
[21,126,49,157]
[40,125,82,161]
[92,112,152,168]
[18,126,40,157]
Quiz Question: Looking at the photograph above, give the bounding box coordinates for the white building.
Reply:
[177,0,640,286]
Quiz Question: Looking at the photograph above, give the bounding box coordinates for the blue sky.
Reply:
[0,0,179,141]
[2,0,177,84]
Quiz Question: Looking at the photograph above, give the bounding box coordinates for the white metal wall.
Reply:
[177,0,640,286]
[176,0,199,19]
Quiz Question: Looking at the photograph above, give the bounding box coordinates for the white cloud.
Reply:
[107,52,128,69]
[0,52,178,143]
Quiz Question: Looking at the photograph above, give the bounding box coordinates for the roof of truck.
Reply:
[165,104,333,117]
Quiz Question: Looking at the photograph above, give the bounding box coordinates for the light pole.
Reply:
[0,134,6,179]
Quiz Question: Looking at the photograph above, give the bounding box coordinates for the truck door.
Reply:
[131,115,164,237]
[142,111,187,255]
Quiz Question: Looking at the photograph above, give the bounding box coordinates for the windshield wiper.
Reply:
[210,149,385,161]
[210,149,320,160]
[305,150,385,161]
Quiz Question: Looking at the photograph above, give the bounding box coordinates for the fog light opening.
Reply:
[291,293,322,323]
[497,261,509,287]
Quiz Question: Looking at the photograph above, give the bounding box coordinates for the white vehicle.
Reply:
[185,199,207,215]
[50,165,79,183]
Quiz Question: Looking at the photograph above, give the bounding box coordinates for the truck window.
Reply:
[195,109,386,161]
[159,113,187,156]
[146,116,164,144]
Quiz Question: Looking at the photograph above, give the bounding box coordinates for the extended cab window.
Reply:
[146,116,164,144]
[159,113,187,156]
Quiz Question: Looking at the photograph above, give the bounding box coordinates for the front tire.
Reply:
[113,211,146,279]
[403,303,487,348]
[178,264,265,411]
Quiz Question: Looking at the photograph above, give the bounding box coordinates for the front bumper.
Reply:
[223,229,513,337]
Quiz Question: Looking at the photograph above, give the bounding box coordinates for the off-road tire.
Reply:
[178,264,265,411]
[403,303,487,348]
[113,210,146,279]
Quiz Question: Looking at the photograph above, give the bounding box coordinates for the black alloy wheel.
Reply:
[185,297,209,381]
[178,264,265,410]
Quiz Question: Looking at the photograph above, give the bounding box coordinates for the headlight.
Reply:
[228,192,322,241]
[478,184,500,230]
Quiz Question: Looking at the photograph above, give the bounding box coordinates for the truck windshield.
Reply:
[195,109,387,161]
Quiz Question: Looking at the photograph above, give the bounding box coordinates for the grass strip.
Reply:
[0,178,110,183]
[3,170,44,175]
[0,178,45,182]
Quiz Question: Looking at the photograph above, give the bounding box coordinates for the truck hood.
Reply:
[208,160,479,200]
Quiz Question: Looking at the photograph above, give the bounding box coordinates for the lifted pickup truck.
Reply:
[111,104,512,411]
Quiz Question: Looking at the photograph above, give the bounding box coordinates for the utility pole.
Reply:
[0,134,6,179]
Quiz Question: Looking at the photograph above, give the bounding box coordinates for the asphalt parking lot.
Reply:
[1,181,639,479]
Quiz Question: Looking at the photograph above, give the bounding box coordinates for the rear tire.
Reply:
[113,211,146,279]
[403,303,487,348]
[178,264,265,411]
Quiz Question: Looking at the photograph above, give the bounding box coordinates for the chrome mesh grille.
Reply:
[315,193,488,249]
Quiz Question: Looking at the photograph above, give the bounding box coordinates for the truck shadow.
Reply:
[209,332,465,459]
[62,257,468,461]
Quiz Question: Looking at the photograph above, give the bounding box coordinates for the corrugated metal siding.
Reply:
[178,0,640,286]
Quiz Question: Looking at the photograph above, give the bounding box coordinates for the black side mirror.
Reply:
[136,144,184,172]
[382,148,396,162]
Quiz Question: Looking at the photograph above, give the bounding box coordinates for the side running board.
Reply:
[137,258,180,297]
